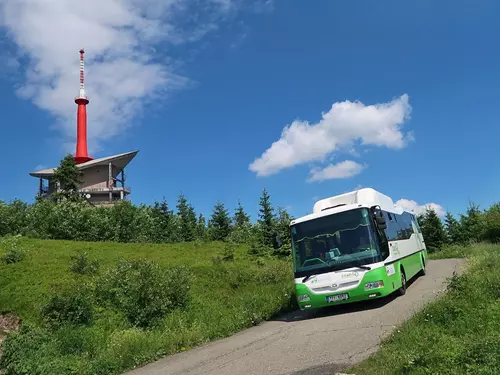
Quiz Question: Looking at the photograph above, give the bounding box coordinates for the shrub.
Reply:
[0,323,85,375]
[247,237,271,257]
[96,259,192,328]
[260,262,292,285]
[69,252,100,275]
[223,266,256,289]
[40,285,94,328]
[1,235,27,264]
[212,242,236,264]
[0,324,53,373]
[221,242,236,261]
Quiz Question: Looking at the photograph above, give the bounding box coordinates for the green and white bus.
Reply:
[288,188,427,310]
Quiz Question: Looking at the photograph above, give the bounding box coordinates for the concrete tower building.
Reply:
[29,49,139,206]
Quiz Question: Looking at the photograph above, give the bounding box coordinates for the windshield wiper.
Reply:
[355,264,371,270]
[302,274,316,283]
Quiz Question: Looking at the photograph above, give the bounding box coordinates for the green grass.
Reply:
[349,243,500,375]
[0,238,296,375]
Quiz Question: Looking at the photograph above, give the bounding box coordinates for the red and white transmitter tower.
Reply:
[74,49,93,164]
[29,48,139,206]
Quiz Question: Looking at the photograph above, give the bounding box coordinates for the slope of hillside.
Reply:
[349,243,500,375]
[0,237,295,375]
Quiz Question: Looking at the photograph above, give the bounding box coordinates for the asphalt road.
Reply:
[124,259,467,375]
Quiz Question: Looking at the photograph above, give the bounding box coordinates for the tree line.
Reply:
[0,190,293,255]
[1,155,499,255]
[2,193,499,255]
[416,201,500,252]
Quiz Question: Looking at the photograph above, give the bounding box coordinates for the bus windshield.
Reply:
[291,208,382,278]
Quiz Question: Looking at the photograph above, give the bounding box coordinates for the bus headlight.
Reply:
[365,281,384,290]
[297,294,311,302]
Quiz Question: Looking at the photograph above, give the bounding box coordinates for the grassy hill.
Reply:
[2,237,500,375]
[0,237,295,375]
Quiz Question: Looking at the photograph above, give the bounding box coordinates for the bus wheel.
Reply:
[396,270,406,296]
[418,255,427,276]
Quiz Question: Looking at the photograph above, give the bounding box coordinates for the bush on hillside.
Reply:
[211,242,236,264]
[0,200,29,237]
[221,241,236,261]
[247,235,272,257]
[69,252,100,275]
[260,262,293,285]
[41,285,94,328]
[481,202,500,243]
[1,234,27,264]
[0,324,53,373]
[96,259,192,328]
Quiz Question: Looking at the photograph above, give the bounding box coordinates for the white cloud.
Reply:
[0,0,255,153]
[251,0,274,13]
[307,160,365,182]
[249,94,412,177]
[396,198,445,217]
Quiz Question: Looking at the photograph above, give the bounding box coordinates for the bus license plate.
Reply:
[326,294,349,303]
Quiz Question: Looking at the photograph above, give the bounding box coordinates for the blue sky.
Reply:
[1,0,499,221]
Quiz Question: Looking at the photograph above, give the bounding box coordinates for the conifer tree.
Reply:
[444,211,462,244]
[274,207,293,257]
[234,200,251,228]
[187,204,197,236]
[176,193,196,242]
[152,198,174,242]
[196,213,207,241]
[209,201,232,241]
[419,207,447,252]
[459,201,484,243]
[258,188,276,247]
[229,200,252,243]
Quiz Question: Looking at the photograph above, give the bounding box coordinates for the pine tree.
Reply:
[444,211,462,244]
[419,207,447,252]
[187,204,197,237]
[176,193,196,242]
[208,201,232,241]
[52,154,83,202]
[229,200,252,243]
[152,198,174,242]
[459,201,484,243]
[274,207,293,257]
[258,188,276,247]
[196,213,207,241]
[234,200,251,228]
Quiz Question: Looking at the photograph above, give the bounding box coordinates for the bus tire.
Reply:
[396,269,406,296]
[418,255,427,276]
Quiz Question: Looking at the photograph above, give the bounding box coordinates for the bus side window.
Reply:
[383,212,399,241]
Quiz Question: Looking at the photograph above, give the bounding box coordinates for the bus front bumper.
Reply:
[295,268,398,310]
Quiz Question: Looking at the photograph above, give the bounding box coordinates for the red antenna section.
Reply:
[74,48,93,164]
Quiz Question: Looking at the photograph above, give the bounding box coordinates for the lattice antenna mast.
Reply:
[78,49,87,99]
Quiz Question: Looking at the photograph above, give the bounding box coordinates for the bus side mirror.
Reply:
[371,206,387,230]
[272,232,282,249]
